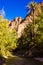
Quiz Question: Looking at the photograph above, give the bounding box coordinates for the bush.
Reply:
[34,13,43,47]
[0,16,17,58]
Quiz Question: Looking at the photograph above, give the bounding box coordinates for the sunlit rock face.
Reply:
[9,2,43,38]
[41,2,43,7]
[8,17,22,30]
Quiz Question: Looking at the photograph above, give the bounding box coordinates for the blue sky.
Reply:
[0,0,43,20]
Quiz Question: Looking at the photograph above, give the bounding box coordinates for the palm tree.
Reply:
[27,2,37,43]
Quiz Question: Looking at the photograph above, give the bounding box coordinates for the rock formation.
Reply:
[8,2,43,38]
[9,17,22,30]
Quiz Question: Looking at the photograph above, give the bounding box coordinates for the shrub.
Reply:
[0,16,17,58]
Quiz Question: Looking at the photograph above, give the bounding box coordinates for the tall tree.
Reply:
[27,2,37,43]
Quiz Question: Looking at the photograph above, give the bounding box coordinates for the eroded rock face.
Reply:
[9,2,43,38]
[8,17,22,30]
[41,2,43,7]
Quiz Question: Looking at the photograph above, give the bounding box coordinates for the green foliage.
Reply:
[0,16,17,58]
[34,13,43,47]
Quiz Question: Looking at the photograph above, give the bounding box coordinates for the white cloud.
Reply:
[0,7,5,17]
